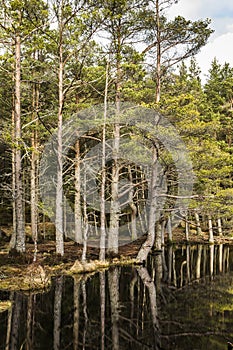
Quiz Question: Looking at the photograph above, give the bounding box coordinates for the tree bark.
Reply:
[194,211,202,235]
[155,0,161,103]
[74,139,82,243]
[208,215,214,243]
[99,60,109,261]
[55,3,64,255]
[14,33,25,253]
[108,57,121,254]
[137,147,158,262]
[31,81,39,261]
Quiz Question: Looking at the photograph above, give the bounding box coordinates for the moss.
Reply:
[0,264,51,291]
[69,257,140,274]
[0,300,12,313]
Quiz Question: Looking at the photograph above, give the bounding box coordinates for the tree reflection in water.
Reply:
[0,244,233,349]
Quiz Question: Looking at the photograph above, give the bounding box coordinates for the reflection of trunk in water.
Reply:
[73,276,80,350]
[129,270,138,336]
[167,246,173,284]
[99,271,105,350]
[81,280,88,349]
[10,292,23,350]
[219,244,223,273]
[54,276,63,350]
[196,244,202,279]
[5,292,14,350]
[210,245,214,279]
[137,266,161,350]
[108,267,120,350]
[26,294,35,350]
[180,246,190,287]
[155,253,163,293]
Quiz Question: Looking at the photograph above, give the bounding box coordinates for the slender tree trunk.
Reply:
[128,165,137,241]
[14,34,25,253]
[108,56,121,254]
[208,215,214,243]
[137,147,158,262]
[194,211,202,235]
[217,217,223,237]
[99,60,109,261]
[31,82,39,261]
[10,99,16,250]
[82,169,88,262]
[185,211,189,241]
[74,138,82,243]
[56,7,64,255]
[155,0,161,104]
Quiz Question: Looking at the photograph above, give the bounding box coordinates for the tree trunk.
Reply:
[185,211,189,241]
[108,54,121,254]
[55,8,64,255]
[128,165,137,241]
[99,60,109,261]
[137,147,158,262]
[194,211,202,235]
[208,215,214,243]
[14,34,25,253]
[217,217,223,237]
[74,139,82,243]
[155,0,161,104]
[31,82,39,261]
[10,99,16,250]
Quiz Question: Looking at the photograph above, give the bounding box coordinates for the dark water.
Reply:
[1,244,233,349]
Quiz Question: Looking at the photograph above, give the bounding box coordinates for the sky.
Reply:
[167,0,233,82]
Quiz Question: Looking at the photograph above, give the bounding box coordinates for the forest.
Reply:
[0,0,233,266]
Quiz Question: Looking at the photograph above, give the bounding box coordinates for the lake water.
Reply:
[1,244,233,349]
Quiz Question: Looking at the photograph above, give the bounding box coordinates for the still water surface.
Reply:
[1,244,233,349]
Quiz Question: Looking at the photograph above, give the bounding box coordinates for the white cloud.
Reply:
[166,0,233,80]
[196,32,233,81]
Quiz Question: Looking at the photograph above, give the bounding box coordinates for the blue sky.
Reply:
[167,0,233,81]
